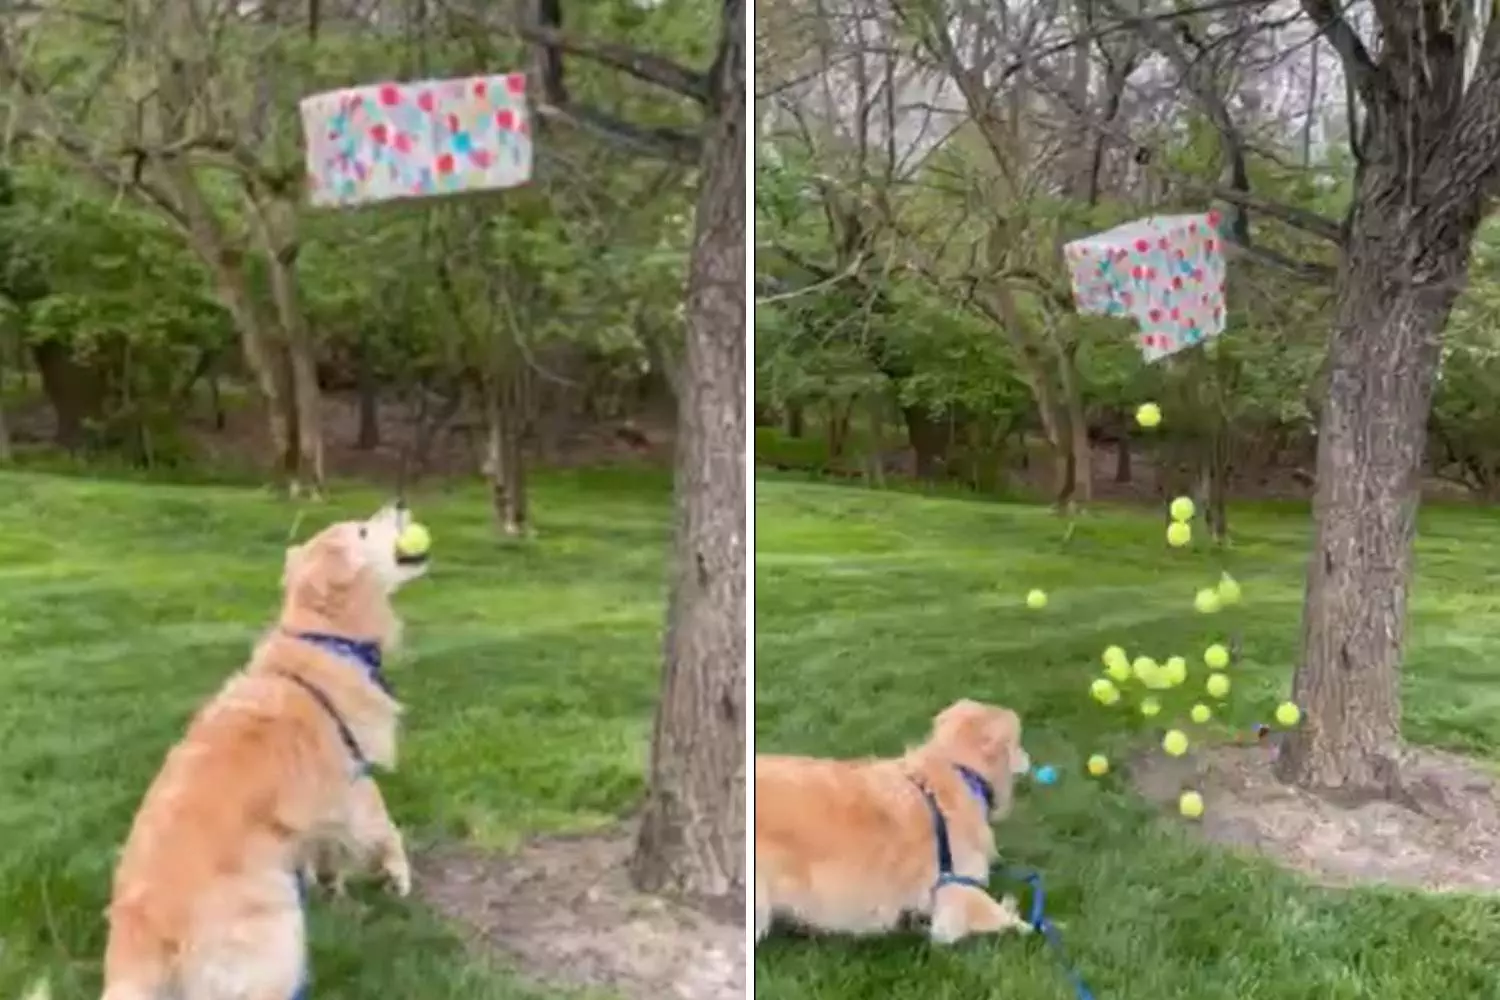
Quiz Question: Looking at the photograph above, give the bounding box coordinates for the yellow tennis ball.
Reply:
[1179,791,1204,818]
[1140,697,1161,717]
[1026,589,1048,609]
[1106,659,1133,683]
[1169,496,1196,522]
[1217,573,1242,605]
[1206,672,1230,699]
[1090,678,1120,704]
[1166,521,1192,548]
[395,522,431,558]
[1103,645,1129,670]
[1132,656,1158,683]
[1162,729,1189,756]
[1190,703,1212,724]
[1164,656,1187,686]
[1194,588,1222,614]
[1136,402,1162,428]
[1203,643,1229,669]
[1087,754,1110,777]
[1275,701,1302,726]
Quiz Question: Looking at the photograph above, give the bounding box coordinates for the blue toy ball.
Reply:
[1033,764,1058,786]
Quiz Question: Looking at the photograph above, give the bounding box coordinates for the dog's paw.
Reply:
[996,894,1033,935]
[383,853,412,896]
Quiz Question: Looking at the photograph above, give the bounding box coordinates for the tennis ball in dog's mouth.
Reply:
[395,523,431,559]
[1026,588,1048,609]
[1136,402,1162,428]
[1162,729,1189,757]
[1179,791,1204,819]
[1166,521,1192,547]
[1275,701,1302,726]
[1087,754,1110,777]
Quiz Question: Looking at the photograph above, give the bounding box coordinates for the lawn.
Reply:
[0,467,672,999]
[754,478,1500,1000]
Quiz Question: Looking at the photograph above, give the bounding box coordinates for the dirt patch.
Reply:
[1132,741,1500,892]
[418,829,744,1000]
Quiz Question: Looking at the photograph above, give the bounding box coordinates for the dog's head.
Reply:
[280,503,429,643]
[930,699,1030,816]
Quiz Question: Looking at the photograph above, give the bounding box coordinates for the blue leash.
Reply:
[1000,866,1097,1000]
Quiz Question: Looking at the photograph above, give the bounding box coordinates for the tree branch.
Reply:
[515,23,711,105]
[1299,0,1387,106]
[533,99,701,164]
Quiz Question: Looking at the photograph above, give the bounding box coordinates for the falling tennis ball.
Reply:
[1179,791,1204,819]
[1217,573,1242,605]
[1132,656,1158,683]
[1206,672,1230,699]
[1164,656,1187,686]
[1106,659,1133,683]
[1162,729,1189,757]
[1190,703,1213,724]
[1026,589,1049,609]
[1140,697,1161,717]
[1087,754,1110,777]
[1136,402,1162,428]
[1091,678,1120,704]
[395,522,431,559]
[1169,496,1196,522]
[1166,521,1192,548]
[1275,701,1302,726]
[1194,588,1222,614]
[1203,643,1229,669]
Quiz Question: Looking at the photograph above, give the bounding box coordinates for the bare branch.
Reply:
[1298,0,1386,106]
[515,23,710,104]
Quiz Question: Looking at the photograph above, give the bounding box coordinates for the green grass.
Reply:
[754,479,1500,1000]
[0,467,673,999]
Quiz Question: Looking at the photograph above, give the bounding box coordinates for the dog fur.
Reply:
[755,699,1033,945]
[100,504,428,1000]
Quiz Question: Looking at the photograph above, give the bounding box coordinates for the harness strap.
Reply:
[291,630,394,697]
[910,775,989,891]
[275,671,372,779]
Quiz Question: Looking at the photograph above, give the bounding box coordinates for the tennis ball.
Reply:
[1026,589,1048,609]
[1194,588,1222,614]
[1105,659,1132,683]
[1087,754,1110,777]
[1162,729,1189,756]
[1033,764,1058,785]
[395,522,431,558]
[1166,521,1192,547]
[1190,703,1213,724]
[1169,496,1196,522]
[1140,697,1161,717]
[1091,678,1120,704]
[1179,791,1204,819]
[1206,672,1230,699]
[1164,656,1187,686]
[1103,645,1129,670]
[1204,643,1229,669]
[1217,573,1242,605]
[1136,402,1162,428]
[1132,656,1158,683]
[1275,701,1302,726]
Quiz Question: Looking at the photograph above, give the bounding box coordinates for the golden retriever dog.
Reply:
[755,699,1034,945]
[100,503,429,1000]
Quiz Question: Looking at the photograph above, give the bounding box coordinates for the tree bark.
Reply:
[481,366,529,538]
[31,338,105,449]
[1275,37,1500,793]
[631,0,745,904]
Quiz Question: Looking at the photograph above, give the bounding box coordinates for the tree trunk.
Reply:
[481,367,528,537]
[31,338,105,449]
[1114,429,1131,483]
[901,405,951,481]
[356,332,380,450]
[784,402,804,438]
[1275,126,1493,796]
[631,0,745,904]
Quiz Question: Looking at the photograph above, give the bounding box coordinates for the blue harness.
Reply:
[914,767,1097,1000]
[277,631,386,1000]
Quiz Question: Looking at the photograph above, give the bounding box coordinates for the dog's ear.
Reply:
[934,701,1022,772]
